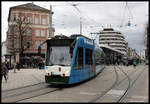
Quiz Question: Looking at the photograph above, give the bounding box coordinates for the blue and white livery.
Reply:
[44,35,106,85]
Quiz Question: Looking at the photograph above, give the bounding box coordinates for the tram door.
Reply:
[73,47,84,83]
[85,48,94,77]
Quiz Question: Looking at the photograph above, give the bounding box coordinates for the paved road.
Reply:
[121,66,148,102]
[1,64,148,103]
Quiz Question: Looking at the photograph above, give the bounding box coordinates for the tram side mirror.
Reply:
[38,46,41,56]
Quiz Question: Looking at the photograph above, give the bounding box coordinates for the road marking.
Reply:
[79,92,101,96]
[106,89,125,95]
[129,99,145,102]
[131,96,148,99]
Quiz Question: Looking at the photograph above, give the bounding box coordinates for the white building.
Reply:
[99,28,127,55]
[1,41,7,62]
[1,41,15,65]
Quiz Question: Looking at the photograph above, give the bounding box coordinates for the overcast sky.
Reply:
[1,1,149,54]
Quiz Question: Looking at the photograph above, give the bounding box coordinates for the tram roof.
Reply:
[99,44,125,55]
[70,34,93,40]
[47,34,93,40]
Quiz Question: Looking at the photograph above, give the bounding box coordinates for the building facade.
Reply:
[1,41,7,62]
[7,3,55,67]
[99,28,127,55]
[145,23,149,60]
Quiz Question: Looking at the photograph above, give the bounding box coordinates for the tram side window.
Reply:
[94,51,101,65]
[101,52,105,64]
[74,47,83,70]
[85,48,93,68]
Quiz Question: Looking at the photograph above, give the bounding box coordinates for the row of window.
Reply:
[74,47,93,70]
[73,47,105,70]
[99,35,124,39]
[13,15,47,25]
[22,40,46,49]
[110,45,126,48]
[99,42,126,44]
[100,38,124,41]
[100,32,121,34]
[35,29,46,37]
[22,28,47,37]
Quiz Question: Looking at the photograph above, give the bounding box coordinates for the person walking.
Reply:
[125,61,129,67]
[29,59,32,68]
[133,60,136,68]
[38,61,42,70]
[1,62,9,83]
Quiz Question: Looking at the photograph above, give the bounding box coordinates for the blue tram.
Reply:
[44,35,105,84]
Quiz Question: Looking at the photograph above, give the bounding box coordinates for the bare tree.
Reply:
[8,12,33,71]
[15,12,33,56]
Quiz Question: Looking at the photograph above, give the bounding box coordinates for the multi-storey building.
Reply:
[7,3,55,66]
[145,23,149,60]
[99,28,127,55]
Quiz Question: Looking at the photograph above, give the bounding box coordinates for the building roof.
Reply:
[99,44,126,56]
[8,3,51,21]
[10,3,50,12]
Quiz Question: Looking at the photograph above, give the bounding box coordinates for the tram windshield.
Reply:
[46,46,72,66]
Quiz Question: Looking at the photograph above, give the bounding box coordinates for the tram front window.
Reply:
[46,46,72,66]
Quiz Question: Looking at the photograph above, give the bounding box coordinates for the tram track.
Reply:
[88,65,119,102]
[116,65,131,102]
[2,82,45,92]
[117,65,147,102]
[2,65,147,102]
[2,82,62,102]
[88,65,144,102]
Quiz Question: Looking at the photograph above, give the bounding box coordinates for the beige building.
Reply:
[7,3,55,66]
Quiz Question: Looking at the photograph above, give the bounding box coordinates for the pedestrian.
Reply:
[1,62,9,83]
[16,62,21,71]
[29,59,32,68]
[125,61,128,67]
[133,60,136,68]
[38,61,42,69]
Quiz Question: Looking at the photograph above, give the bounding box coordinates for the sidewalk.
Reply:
[1,68,46,91]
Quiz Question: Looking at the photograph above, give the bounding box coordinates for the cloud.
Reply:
[1,1,148,53]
